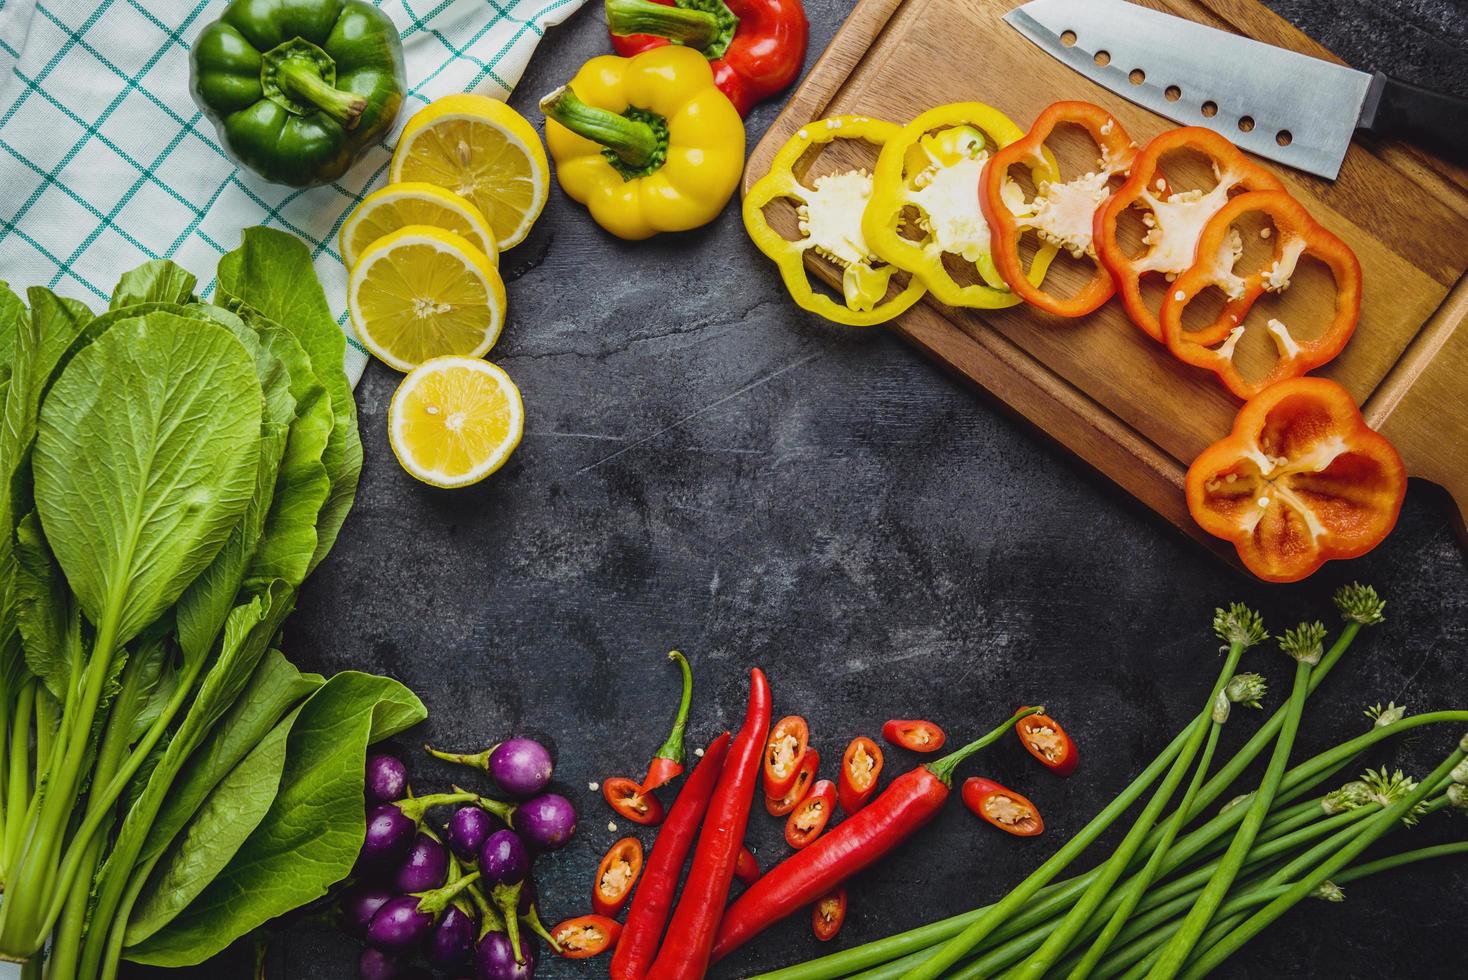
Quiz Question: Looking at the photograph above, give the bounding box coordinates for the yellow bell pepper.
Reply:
[743,115,926,327]
[862,102,1060,309]
[540,46,745,240]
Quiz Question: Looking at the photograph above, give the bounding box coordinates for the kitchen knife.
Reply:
[1004,0,1468,179]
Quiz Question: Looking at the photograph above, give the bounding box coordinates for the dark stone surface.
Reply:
[140,1,1468,977]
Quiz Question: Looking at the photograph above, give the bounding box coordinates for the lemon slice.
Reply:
[390,94,549,250]
[348,225,507,373]
[389,356,524,487]
[340,182,498,269]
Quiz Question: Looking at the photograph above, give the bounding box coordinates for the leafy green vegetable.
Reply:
[109,260,197,310]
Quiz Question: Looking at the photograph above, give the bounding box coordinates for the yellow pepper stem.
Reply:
[604,0,721,50]
[541,85,666,175]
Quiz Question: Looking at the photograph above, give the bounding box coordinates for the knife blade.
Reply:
[1004,0,1468,180]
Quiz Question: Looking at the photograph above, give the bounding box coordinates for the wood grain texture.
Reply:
[743,0,1468,545]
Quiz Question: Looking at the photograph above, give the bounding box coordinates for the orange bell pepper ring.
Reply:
[1095,127,1284,342]
[979,101,1138,318]
[1160,190,1362,399]
[1186,377,1406,583]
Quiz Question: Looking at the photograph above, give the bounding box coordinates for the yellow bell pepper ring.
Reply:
[743,115,927,327]
[540,46,745,240]
[862,102,1061,309]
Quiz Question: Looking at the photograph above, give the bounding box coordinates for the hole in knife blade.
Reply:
[1201,100,1218,118]
[1238,115,1255,133]
[1061,30,1076,47]
[1276,129,1293,147]
[1094,50,1110,67]
[1165,85,1182,102]
[1129,68,1145,85]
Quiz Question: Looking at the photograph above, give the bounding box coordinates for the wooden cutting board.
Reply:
[743,0,1468,553]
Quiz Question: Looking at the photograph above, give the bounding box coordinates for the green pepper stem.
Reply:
[274,58,365,129]
[653,650,694,766]
[926,706,1044,787]
[540,85,661,169]
[605,0,721,49]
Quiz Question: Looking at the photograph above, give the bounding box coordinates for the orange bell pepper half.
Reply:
[1185,378,1406,582]
[1160,190,1362,400]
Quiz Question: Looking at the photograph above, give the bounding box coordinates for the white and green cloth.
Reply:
[0,0,584,384]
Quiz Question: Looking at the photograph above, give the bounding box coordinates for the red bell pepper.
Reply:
[980,101,1138,317]
[593,837,644,917]
[765,747,819,816]
[643,650,695,791]
[604,0,808,117]
[962,777,1045,837]
[603,776,665,826]
[882,719,945,753]
[838,736,883,813]
[710,706,1042,961]
[647,668,772,980]
[1095,126,1284,342]
[610,731,731,980]
[735,845,761,885]
[1015,708,1078,776]
[811,888,847,942]
[763,714,810,798]
[553,915,623,958]
[1159,189,1362,400]
[784,779,836,849]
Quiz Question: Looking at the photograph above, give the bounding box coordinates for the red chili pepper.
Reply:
[735,845,761,885]
[593,837,645,917]
[710,706,1042,962]
[642,650,695,791]
[838,736,883,814]
[882,719,946,753]
[765,747,819,817]
[1015,708,1079,776]
[962,777,1045,837]
[553,914,624,958]
[784,779,836,849]
[646,668,772,980]
[604,0,809,117]
[811,888,847,942]
[762,715,810,798]
[603,776,666,826]
[610,731,731,980]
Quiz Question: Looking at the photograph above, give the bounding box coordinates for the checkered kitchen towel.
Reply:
[0,0,586,385]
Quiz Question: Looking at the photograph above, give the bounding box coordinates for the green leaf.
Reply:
[217,227,362,573]
[0,281,22,382]
[33,311,262,649]
[14,511,78,701]
[110,261,198,310]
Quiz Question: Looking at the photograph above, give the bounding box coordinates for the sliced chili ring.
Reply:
[811,887,848,942]
[1095,127,1284,342]
[1015,708,1078,776]
[602,776,665,826]
[962,777,1045,837]
[552,914,623,958]
[784,778,836,849]
[882,719,946,753]
[592,836,644,917]
[838,736,884,814]
[1159,189,1362,400]
[980,100,1138,317]
[763,715,811,798]
[766,747,820,816]
[734,845,761,885]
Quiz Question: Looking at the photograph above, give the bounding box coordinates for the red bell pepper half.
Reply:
[838,736,883,814]
[1015,708,1078,776]
[603,776,666,826]
[766,747,819,816]
[553,914,623,958]
[811,888,847,942]
[763,714,811,798]
[593,836,644,917]
[882,719,945,753]
[962,777,1045,837]
[785,778,836,849]
[604,0,808,117]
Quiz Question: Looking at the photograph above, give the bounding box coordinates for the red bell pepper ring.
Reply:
[553,914,624,958]
[593,836,645,917]
[763,714,811,798]
[1095,127,1284,342]
[962,777,1045,837]
[882,719,946,753]
[611,732,731,980]
[1185,377,1406,583]
[1015,708,1078,776]
[765,747,820,816]
[603,776,666,826]
[642,650,695,792]
[604,0,808,117]
[838,736,883,814]
[811,888,847,942]
[785,778,836,849]
[980,101,1139,317]
[735,845,761,885]
[1160,189,1362,400]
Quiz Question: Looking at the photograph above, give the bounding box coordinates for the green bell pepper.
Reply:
[191,0,405,187]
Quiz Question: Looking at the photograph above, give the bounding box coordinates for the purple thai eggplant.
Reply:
[394,832,449,892]
[366,753,409,803]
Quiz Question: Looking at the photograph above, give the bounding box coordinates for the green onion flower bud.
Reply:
[1322,780,1372,814]
[1226,672,1267,710]
[1213,603,1267,650]
[1212,691,1230,724]
[1311,881,1346,903]
[1365,702,1407,728]
[1334,583,1386,625]
[1452,759,1468,785]
[1279,621,1327,665]
[1448,783,1468,814]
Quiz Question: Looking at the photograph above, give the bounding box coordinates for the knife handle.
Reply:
[1359,72,1468,167]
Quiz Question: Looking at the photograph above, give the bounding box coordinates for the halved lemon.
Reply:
[390,94,549,250]
[348,225,507,372]
[389,356,524,487]
[340,182,498,269]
